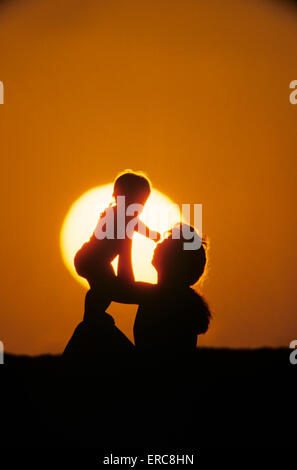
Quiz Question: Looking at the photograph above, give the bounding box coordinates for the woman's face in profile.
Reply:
[151,239,165,272]
[152,237,175,279]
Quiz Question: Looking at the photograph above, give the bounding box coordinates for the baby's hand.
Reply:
[155,232,161,243]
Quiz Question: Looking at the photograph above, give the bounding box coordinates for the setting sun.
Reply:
[60,184,181,287]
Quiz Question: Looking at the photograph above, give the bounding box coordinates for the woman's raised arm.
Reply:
[109,278,158,305]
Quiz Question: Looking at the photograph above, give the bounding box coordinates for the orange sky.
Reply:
[0,0,297,354]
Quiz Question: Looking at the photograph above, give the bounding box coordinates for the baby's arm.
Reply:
[136,219,161,242]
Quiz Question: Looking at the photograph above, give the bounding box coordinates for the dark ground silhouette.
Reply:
[0,347,296,455]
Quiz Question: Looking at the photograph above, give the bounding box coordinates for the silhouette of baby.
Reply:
[74,171,161,288]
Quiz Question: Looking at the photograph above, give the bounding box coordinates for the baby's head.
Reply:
[113,171,151,207]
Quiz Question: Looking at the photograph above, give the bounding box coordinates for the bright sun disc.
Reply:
[60,185,181,287]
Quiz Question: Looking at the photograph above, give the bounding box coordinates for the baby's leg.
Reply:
[83,263,116,322]
[74,241,96,279]
[83,289,113,323]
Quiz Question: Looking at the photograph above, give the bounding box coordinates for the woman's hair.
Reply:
[113,171,151,201]
[187,289,211,334]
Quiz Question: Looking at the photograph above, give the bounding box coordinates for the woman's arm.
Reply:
[108,277,158,304]
[136,220,161,242]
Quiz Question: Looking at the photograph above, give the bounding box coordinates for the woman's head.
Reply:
[152,224,207,287]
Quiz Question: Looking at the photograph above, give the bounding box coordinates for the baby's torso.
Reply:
[91,205,137,260]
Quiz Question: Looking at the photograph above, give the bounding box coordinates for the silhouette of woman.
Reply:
[133,225,211,357]
[62,224,210,364]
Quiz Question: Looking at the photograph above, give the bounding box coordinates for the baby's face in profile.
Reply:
[124,193,149,214]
